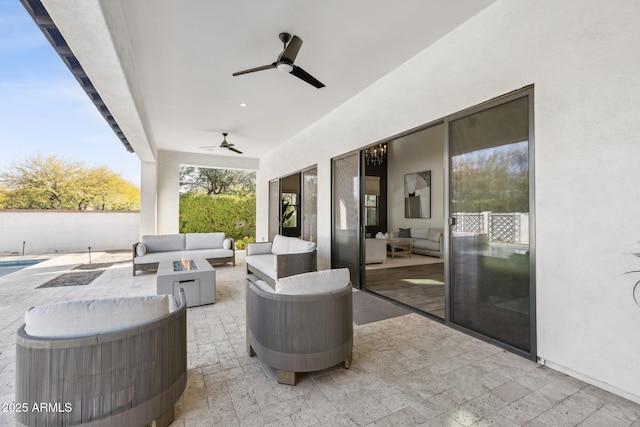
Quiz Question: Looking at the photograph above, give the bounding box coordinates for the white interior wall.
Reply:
[387,125,445,232]
[257,0,640,402]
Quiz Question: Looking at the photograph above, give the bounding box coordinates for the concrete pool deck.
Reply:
[1,251,640,426]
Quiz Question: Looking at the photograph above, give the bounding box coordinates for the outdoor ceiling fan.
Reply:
[232,32,325,89]
[199,133,243,154]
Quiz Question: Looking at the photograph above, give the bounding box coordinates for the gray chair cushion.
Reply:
[141,234,185,252]
[185,232,225,250]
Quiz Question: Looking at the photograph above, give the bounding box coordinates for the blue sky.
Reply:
[0,1,141,186]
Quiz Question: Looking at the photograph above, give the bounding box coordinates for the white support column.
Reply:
[140,161,158,236]
[157,152,181,234]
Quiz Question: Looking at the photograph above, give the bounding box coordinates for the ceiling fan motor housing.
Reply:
[279,32,292,44]
[277,62,294,72]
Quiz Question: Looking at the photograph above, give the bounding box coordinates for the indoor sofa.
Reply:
[391,227,444,257]
[246,268,353,385]
[246,234,316,286]
[15,291,187,427]
[132,232,235,275]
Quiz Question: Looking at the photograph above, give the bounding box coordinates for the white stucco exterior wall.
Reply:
[256,0,640,402]
[0,211,139,255]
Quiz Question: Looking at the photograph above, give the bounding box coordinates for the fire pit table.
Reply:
[157,258,216,307]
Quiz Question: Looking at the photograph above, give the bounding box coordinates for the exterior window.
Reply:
[364,194,378,226]
[282,193,298,228]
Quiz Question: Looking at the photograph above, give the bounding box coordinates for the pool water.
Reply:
[0,260,44,278]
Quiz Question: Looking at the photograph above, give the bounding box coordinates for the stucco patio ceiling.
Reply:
[34,0,497,163]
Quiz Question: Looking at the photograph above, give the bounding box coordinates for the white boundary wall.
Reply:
[0,211,140,255]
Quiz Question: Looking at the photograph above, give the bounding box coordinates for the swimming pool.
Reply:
[0,260,44,278]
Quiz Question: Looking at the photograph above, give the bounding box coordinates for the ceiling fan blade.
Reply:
[232,63,276,76]
[228,146,243,154]
[290,65,325,88]
[278,35,303,64]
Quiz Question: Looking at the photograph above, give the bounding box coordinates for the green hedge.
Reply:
[179,193,255,249]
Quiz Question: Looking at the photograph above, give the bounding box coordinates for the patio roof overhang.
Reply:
[22,0,498,164]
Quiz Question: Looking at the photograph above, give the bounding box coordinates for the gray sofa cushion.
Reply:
[410,228,429,239]
[412,239,440,251]
[141,234,185,253]
[185,232,225,250]
[247,254,277,278]
[185,248,234,259]
[134,248,234,264]
[134,251,184,264]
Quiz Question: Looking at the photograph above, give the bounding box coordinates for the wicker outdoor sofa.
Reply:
[133,232,235,276]
[15,291,187,427]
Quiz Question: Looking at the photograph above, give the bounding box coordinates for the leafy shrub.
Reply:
[235,236,256,250]
[179,193,255,243]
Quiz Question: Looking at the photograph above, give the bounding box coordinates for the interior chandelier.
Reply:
[364,143,387,166]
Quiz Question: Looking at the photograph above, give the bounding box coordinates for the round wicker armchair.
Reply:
[15,291,187,427]
[246,269,353,385]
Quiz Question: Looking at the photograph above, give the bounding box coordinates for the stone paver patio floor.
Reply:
[1,251,639,426]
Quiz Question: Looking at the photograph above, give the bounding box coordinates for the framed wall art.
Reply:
[404,170,431,218]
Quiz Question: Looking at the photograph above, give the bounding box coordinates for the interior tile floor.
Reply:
[1,251,640,426]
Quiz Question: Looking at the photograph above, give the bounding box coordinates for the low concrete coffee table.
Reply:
[157,258,216,307]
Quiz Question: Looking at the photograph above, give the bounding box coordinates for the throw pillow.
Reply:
[427,229,442,242]
[271,235,290,254]
[135,243,147,257]
[399,228,411,238]
[271,235,316,254]
[223,238,232,250]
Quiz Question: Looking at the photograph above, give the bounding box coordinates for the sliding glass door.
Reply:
[268,180,279,241]
[269,167,317,241]
[448,91,535,356]
[302,167,318,242]
[332,153,362,288]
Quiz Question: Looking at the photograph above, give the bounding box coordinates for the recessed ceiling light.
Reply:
[239,103,248,107]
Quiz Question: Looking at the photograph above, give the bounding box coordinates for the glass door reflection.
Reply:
[449,94,534,355]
